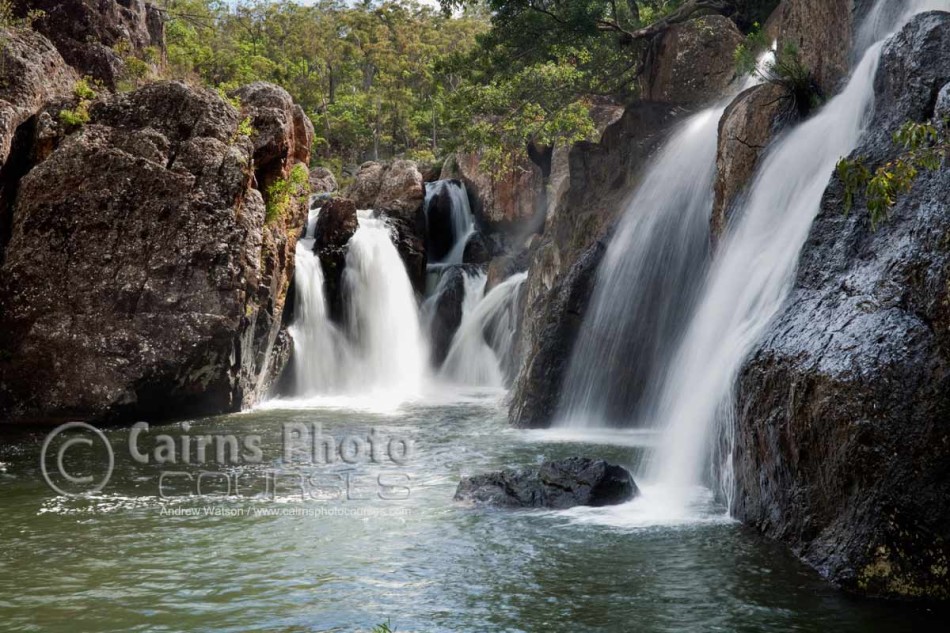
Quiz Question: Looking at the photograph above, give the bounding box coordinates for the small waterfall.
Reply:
[441,272,527,388]
[646,1,946,513]
[343,212,429,396]
[287,209,427,400]
[288,209,351,395]
[425,180,475,264]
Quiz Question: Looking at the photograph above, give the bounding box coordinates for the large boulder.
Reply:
[386,212,427,296]
[312,197,358,323]
[643,15,743,106]
[375,159,424,217]
[230,82,313,195]
[346,161,385,209]
[309,166,337,195]
[12,0,166,90]
[0,27,77,262]
[732,13,950,600]
[712,83,794,242]
[0,81,305,424]
[455,457,639,509]
[509,103,680,428]
[764,0,853,94]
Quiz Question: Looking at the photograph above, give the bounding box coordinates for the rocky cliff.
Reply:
[12,0,166,90]
[733,12,950,600]
[0,78,309,424]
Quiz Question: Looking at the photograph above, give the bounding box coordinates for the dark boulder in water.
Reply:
[455,457,638,509]
[425,265,469,367]
[313,197,358,323]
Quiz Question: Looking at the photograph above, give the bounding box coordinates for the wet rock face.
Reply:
[455,457,639,509]
[644,15,743,106]
[712,83,795,243]
[733,13,950,600]
[426,266,469,367]
[423,179,463,262]
[440,152,544,232]
[509,103,680,429]
[0,81,303,424]
[13,0,166,90]
[312,197,358,324]
[386,212,427,296]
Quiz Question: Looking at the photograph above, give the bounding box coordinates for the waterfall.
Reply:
[646,1,946,513]
[555,54,774,429]
[441,272,527,388]
[342,211,429,397]
[425,180,475,264]
[288,209,351,395]
[554,109,720,427]
[286,209,427,401]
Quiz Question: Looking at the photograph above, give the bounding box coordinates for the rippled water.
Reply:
[0,394,944,631]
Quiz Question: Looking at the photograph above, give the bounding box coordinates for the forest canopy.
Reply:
[156,0,762,172]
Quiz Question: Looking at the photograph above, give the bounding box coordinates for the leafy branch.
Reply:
[837,121,948,230]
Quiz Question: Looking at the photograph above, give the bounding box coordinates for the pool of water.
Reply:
[0,391,944,632]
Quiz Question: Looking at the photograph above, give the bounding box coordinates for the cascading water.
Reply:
[555,55,774,429]
[288,208,351,395]
[441,272,527,388]
[342,211,429,397]
[424,180,475,265]
[645,0,948,515]
[286,208,428,402]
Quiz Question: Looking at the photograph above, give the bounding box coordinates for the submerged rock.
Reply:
[733,12,950,600]
[455,457,638,509]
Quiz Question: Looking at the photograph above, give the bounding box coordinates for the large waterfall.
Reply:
[556,55,774,428]
[645,0,947,514]
[554,109,719,427]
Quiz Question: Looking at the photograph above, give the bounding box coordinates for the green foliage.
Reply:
[236,116,255,139]
[74,78,98,101]
[370,620,394,633]
[837,121,948,230]
[0,0,44,29]
[59,105,90,127]
[265,163,310,224]
[734,22,768,76]
[163,0,487,164]
[59,78,99,128]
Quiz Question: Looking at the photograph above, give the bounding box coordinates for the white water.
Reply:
[288,209,352,395]
[425,180,475,264]
[441,272,527,387]
[555,55,774,429]
[286,209,428,404]
[645,2,942,514]
[343,211,429,397]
